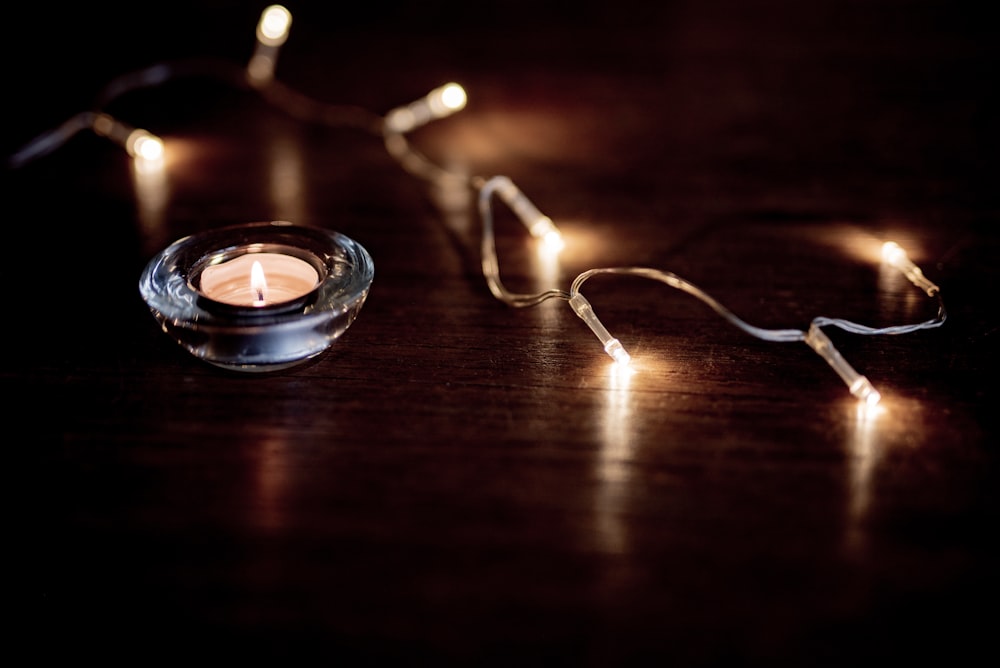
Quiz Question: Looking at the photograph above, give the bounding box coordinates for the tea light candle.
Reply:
[197,249,321,309]
[140,221,374,372]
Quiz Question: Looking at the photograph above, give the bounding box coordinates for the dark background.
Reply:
[7,1,999,664]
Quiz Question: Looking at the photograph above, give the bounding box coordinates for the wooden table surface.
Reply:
[7,1,998,664]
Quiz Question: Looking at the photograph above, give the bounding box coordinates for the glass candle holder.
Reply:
[139,220,374,372]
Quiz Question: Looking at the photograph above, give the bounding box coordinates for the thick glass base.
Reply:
[139,221,374,371]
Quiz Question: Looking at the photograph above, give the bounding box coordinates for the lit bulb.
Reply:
[542,229,566,253]
[91,113,164,160]
[248,5,293,84]
[805,324,881,405]
[489,176,565,250]
[851,376,882,408]
[605,339,632,366]
[127,130,164,161]
[881,241,940,296]
[433,83,467,114]
[257,5,292,47]
[384,82,468,133]
[569,293,632,366]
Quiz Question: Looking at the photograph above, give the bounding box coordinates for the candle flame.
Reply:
[250,259,269,305]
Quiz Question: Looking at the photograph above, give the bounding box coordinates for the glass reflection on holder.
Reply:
[139,221,374,372]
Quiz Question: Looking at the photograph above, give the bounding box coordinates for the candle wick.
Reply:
[256,287,265,304]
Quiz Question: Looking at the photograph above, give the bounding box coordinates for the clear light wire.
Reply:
[477,176,570,307]
[381,83,473,186]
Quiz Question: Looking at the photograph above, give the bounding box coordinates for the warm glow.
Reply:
[881,241,907,266]
[805,324,881,406]
[850,376,882,407]
[385,82,468,133]
[569,293,633,367]
[606,339,632,367]
[130,144,169,253]
[595,347,637,554]
[609,356,636,382]
[437,83,467,112]
[489,176,565,251]
[542,229,565,253]
[257,5,292,46]
[528,215,566,253]
[528,215,565,250]
[128,131,164,161]
[251,260,268,305]
[855,396,886,423]
[268,133,306,223]
[880,240,940,296]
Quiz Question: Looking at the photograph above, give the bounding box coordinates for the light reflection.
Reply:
[792,222,932,271]
[595,359,637,554]
[534,229,562,294]
[268,132,305,223]
[878,240,933,320]
[131,144,169,252]
[256,430,292,531]
[843,395,888,556]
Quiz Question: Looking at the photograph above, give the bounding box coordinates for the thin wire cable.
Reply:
[477,176,571,307]
[570,267,806,342]
[382,128,474,186]
[6,111,98,169]
[5,55,386,169]
[811,294,946,336]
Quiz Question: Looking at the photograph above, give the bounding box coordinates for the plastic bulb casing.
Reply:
[491,176,565,249]
[92,113,163,160]
[256,5,292,46]
[804,324,881,406]
[384,83,467,133]
[882,241,940,296]
[127,131,164,161]
[248,5,292,83]
[569,294,631,366]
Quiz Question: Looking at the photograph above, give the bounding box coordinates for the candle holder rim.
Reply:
[139,220,374,370]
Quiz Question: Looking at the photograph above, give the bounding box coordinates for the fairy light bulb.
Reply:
[257,5,292,46]
[541,228,566,253]
[569,293,631,366]
[248,5,292,84]
[91,113,164,161]
[804,324,881,406]
[881,241,940,296]
[491,176,565,250]
[384,82,467,134]
[434,83,467,115]
[127,130,164,161]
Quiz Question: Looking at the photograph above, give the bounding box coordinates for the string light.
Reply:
[384,82,467,134]
[247,4,293,84]
[881,241,940,297]
[477,175,569,308]
[4,5,948,405]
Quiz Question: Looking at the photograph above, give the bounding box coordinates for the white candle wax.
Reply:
[199,251,319,307]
